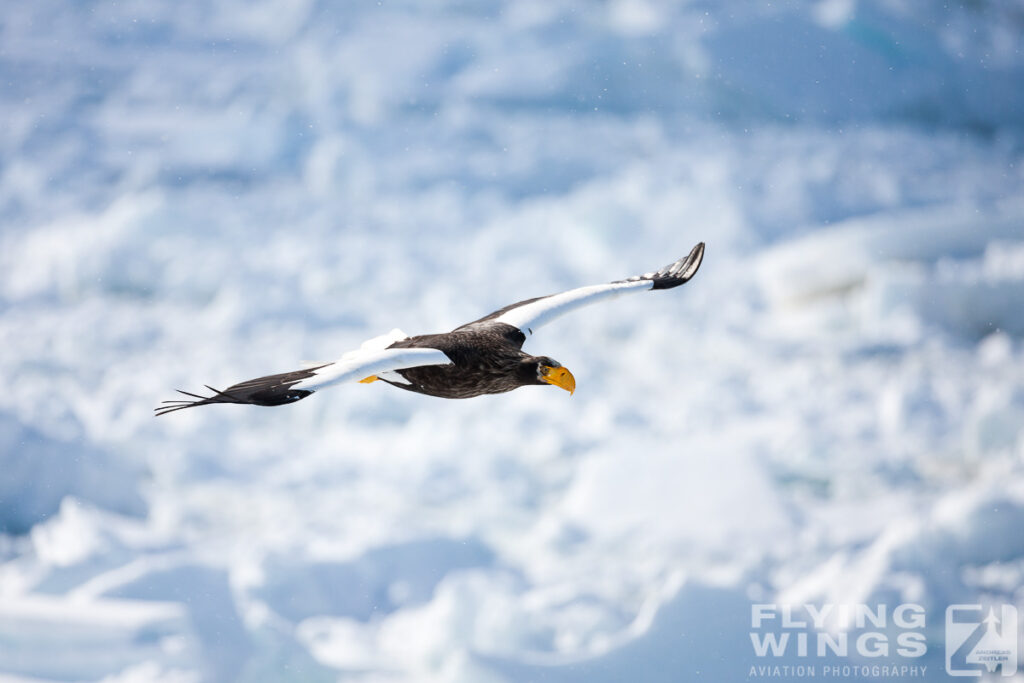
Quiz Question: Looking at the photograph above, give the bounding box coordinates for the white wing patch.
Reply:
[494,279,654,336]
[345,328,409,356]
[377,370,412,385]
[291,347,451,391]
[316,327,417,385]
[298,329,411,374]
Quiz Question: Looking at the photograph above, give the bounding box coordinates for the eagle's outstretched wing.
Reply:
[155,346,451,416]
[458,242,704,342]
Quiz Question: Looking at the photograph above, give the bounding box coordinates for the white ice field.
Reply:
[1,1,1023,681]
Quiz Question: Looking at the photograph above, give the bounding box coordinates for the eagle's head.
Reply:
[521,356,576,394]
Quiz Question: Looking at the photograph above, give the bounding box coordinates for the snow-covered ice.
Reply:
[1,1,1023,681]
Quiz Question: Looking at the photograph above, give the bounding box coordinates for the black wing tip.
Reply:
[648,241,704,290]
[154,404,196,417]
[615,242,705,289]
[153,384,249,416]
[155,367,323,417]
[153,389,218,417]
[684,241,705,275]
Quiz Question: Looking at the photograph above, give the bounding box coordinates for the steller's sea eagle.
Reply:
[156,243,704,415]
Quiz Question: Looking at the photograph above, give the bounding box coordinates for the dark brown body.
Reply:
[386,323,540,399]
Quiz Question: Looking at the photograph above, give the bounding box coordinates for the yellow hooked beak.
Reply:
[540,365,576,395]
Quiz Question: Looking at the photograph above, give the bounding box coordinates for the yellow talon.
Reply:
[359,375,379,384]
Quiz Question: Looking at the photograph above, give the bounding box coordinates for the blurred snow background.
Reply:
[1,0,1023,681]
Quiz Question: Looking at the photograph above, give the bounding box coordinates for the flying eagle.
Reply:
[156,243,704,416]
